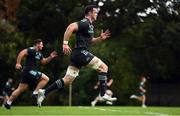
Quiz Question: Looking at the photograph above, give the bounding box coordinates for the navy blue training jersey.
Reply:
[24,47,43,70]
[75,18,94,50]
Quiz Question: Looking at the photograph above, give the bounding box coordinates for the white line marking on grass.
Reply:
[145,112,170,116]
[94,107,107,111]
[78,106,138,113]
[78,106,171,116]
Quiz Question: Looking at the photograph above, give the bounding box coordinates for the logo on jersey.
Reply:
[35,52,42,60]
[88,25,94,34]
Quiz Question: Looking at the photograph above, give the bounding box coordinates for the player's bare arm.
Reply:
[91,29,111,43]
[62,22,78,55]
[40,51,58,65]
[15,49,28,70]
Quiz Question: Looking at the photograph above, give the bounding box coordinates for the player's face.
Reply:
[91,8,98,21]
[8,78,13,83]
[142,77,146,82]
[37,42,43,50]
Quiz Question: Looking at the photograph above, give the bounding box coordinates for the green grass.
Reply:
[0,106,180,115]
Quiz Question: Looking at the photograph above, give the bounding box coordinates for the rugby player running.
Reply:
[4,39,57,109]
[37,5,117,106]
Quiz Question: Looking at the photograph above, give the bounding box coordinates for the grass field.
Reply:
[0,106,180,115]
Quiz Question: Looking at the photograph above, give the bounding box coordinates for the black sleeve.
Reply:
[27,47,35,56]
[77,21,88,31]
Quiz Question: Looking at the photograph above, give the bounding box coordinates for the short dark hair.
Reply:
[33,39,42,45]
[84,5,97,15]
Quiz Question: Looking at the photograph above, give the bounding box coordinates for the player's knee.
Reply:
[41,74,49,82]
[104,64,108,72]
[106,89,113,96]
[88,57,105,70]
[44,76,49,82]
[62,76,74,85]
[65,80,72,85]
[63,68,77,84]
[65,66,79,78]
[99,63,108,73]
[11,93,17,98]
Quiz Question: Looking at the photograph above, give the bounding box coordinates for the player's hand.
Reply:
[50,51,58,58]
[15,63,22,70]
[63,44,72,55]
[100,29,111,40]
[94,85,98,89]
